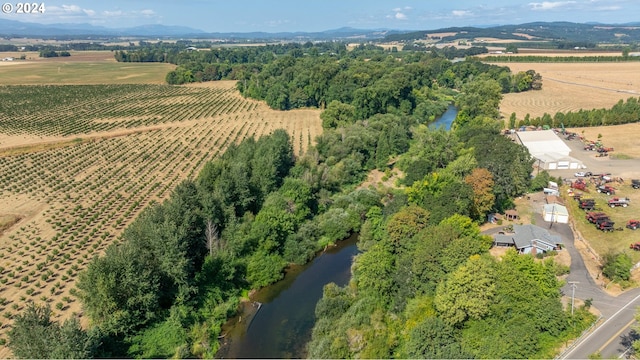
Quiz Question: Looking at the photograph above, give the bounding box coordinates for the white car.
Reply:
[574,171,592,177]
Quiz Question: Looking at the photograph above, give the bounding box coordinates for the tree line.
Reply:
[483,55,640,63]
[509,96,640,129]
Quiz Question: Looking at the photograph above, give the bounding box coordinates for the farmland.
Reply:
[0,80,322,352]
[496,62,640,120]
[0,51,174,85]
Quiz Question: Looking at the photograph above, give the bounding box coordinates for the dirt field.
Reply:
[0,80,322,355]
[496,62,640,120]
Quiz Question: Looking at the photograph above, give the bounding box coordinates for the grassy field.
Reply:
[496,62,640,120]
[565,181,640,264]
[0,51,174,85]
[0,79,322,354]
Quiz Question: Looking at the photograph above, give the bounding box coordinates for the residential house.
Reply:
[493,224,563,255]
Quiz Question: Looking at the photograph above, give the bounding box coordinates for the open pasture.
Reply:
[0,80,321,352]
[496,62,640,119]
[0,57,174,85]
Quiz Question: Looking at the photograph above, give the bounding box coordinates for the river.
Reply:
[429,104,458,131]
[215,234,360,359]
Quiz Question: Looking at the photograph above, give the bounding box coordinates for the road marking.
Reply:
[597,318,635,353]
[561,293,640,359]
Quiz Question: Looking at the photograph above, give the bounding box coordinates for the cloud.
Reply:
[387,6,413,21]
[528,1,577,10]
[452,10,473,17]
[46,4,94,16]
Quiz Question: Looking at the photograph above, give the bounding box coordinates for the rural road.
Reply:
[533,211,640,359]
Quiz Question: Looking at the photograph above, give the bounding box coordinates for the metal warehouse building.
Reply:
[515,130,585,170]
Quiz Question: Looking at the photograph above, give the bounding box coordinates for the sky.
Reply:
[1,0,639,32]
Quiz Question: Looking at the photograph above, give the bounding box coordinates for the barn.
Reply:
[515,130,584,170]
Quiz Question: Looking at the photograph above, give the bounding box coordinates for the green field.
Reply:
[567,182,640,262]
[0,61,175,85]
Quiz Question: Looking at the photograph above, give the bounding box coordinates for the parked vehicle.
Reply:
[572,179,589,191]
[627,220,640,230]
[596,185,616,195]
[574,171,593,177]
[578,199,596,210]
[632,179,640,189]
[586,212,609,223]
[608,197,631,208]
[597,221,615,232]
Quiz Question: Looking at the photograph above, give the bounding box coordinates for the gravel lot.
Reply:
[543,135,640,182]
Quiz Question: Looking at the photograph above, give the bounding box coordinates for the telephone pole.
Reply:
[569,281,579,315]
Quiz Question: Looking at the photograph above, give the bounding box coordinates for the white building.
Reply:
[515,130,585,170]
[542,203,569,224]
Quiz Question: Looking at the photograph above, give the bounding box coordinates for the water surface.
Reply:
[216,234,359,359]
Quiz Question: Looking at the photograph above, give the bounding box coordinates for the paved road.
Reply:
[529,211,640,359]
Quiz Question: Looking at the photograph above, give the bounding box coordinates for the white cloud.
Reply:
[528,1,577,11]
[140,9,156,16]
[46,4,92,15]
[395,12,408,20]
[452,10,473,17]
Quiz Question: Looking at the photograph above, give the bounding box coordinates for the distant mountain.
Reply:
[3,19,639,43]
[0,19,401,40]
[383,21,640,44]
[0,19,205,37]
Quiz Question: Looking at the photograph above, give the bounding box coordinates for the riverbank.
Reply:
[215,234,359,359]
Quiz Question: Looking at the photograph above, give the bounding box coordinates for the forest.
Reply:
[6,42,596,358]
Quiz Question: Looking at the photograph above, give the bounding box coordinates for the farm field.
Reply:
[496,62,640,120]
[0,80,322,354]
[0,51,174,85]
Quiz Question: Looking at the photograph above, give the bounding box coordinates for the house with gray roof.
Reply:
[493,224,563,255]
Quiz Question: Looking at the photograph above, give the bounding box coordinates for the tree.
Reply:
[76,240,162,336]
[320,100,356,129]
[8,302,96,359]
[602,252,632,281]
[434,254,496,327]
[455,79,502,127]
[464,168,495,221]
[385,205,430,250]
[353,242,395,296]
[204,219,221,257]
[404,316,469,359]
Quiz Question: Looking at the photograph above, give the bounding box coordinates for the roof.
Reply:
[493,224,563,249]
[545,195,564,205]
[516,130,571,157]
[543,204,569,217]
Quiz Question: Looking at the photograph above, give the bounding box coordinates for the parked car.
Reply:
[574,171,592,177]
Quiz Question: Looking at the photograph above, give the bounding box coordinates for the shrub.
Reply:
[602,252,632,282]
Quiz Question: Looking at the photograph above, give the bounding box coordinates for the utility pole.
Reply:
[569,281,579,315]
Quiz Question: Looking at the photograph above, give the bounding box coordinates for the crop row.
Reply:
[0,84,258,137]
[0,115,264,330]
